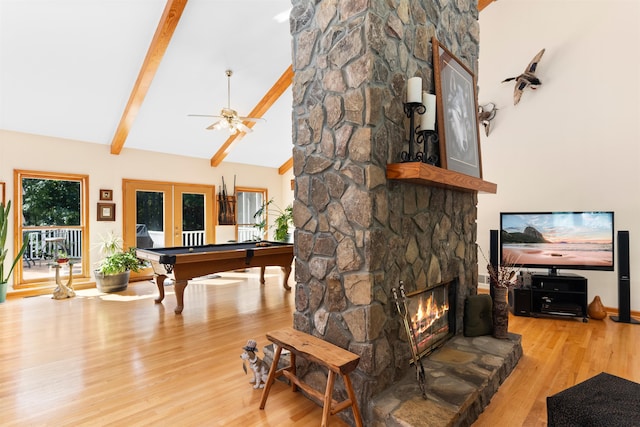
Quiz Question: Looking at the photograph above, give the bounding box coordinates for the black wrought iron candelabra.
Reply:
[400,102,426,162]
[417,129,439,166]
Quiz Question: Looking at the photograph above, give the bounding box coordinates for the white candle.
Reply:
[421,92,436,131]
[406,77,422,103]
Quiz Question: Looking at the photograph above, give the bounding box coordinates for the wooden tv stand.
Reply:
[530,273,588,322]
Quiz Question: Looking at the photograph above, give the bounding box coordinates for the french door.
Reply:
[123,180,215,278]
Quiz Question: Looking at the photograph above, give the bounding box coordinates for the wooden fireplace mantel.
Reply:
[386,163,497,194]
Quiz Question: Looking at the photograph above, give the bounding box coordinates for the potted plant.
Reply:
[1,201,29,303]
[254,198,293,242]
[94,232,145,293]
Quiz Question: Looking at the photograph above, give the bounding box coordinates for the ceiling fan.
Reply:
[189,69,264,134]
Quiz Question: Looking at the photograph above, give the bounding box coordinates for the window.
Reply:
[15,170,89,287]
[236,188,266,242]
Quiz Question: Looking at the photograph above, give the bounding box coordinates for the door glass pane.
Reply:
[136,191,164,248]
[182,193,205,246]
[20,177,84,282]
[237,191,264,241]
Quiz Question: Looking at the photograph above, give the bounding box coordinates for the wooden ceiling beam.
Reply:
[478,0,495,11]
[110,0,188,155]
[210,65,294,167]
[278,157,293,175]
[111,0,490,162]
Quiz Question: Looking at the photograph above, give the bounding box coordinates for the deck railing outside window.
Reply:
[238,226,261,242]
[26,230,213,259]
[25,228,82,260]
[182,231,205,246]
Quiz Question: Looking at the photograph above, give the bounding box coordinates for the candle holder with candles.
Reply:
[400,102,426,162]
[400,77,427,163]
[417,91,439,166]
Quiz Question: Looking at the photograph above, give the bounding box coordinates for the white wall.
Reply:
[282,168,294,210]
[476,0,640,311]
[0,129,292,286]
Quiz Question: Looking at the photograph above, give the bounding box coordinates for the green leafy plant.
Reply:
[1,201,29,284]
[96,232,145,275]
[55,251,69,263]
[254,199,293,242]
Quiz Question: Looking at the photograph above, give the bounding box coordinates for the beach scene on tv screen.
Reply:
[501,212,613,267]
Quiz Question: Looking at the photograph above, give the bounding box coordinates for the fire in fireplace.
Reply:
[393,279,457,361]
[406,281,453,358]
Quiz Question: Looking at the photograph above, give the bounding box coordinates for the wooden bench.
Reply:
[259,328,363,427]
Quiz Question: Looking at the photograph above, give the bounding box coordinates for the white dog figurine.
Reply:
[241,339,269,389]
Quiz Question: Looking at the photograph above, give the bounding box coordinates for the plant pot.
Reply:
[95,270,130,293]
[0,281,8,303]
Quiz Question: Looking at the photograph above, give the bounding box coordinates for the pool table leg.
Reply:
[282,265,292,291]
[154,274,167,304]
[173,279,188,314]
[259,266,292,291]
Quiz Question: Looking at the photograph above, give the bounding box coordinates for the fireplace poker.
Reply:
[392,282,428,399]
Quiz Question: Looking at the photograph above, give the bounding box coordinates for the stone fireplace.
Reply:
[288,0,519,425]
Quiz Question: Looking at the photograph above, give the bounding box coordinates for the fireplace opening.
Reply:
[394,279,457,361]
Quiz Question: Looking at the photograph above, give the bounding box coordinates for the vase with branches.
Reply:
[479,246,521,289]
[479,246,521,339]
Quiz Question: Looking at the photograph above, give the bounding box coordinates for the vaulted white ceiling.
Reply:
[0,0,294,169]
[1,0,495,170]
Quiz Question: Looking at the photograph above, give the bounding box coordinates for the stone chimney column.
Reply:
[290,0,480,423]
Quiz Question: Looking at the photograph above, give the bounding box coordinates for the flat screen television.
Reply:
[500,211,614,275]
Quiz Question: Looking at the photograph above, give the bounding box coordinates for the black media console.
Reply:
[509,273,588,322]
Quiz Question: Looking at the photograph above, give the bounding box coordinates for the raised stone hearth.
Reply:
[371,334,522,426]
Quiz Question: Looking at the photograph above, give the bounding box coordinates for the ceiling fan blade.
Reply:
[239,116,266,122]
[189,114,224,118]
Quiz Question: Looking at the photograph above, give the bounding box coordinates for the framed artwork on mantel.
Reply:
[432,37,483,178]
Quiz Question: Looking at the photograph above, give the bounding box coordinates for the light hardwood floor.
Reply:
[1,271,638,426]
[475,302,640,426]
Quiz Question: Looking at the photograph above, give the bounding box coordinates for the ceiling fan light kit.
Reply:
[189,69,264,134]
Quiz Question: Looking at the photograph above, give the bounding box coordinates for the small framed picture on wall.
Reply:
[97,203,116,221]
[100,189,113,201]
[0,182,5,205]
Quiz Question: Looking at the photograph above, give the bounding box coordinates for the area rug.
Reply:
[547,372,640,426]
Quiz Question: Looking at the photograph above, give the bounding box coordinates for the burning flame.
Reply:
[411,293,449,337]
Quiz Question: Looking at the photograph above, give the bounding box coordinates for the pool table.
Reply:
[136,241,294,314]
